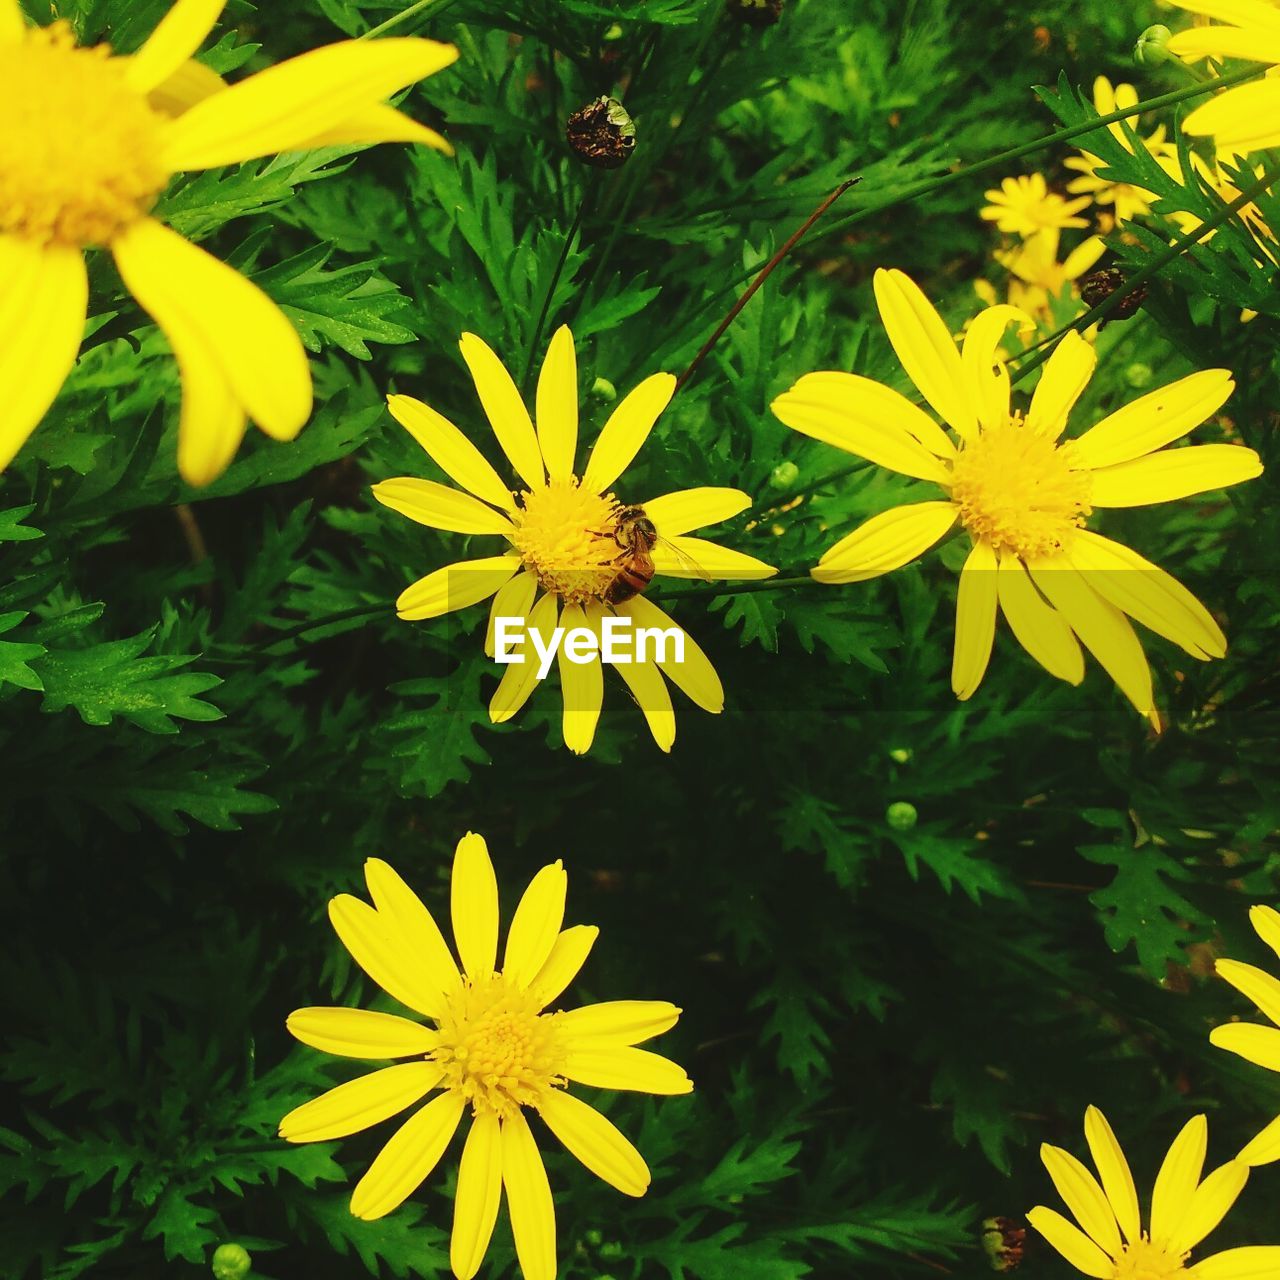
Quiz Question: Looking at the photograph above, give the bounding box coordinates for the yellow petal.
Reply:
[615,596,723,714]
[1237,1114,1280,1167]
[535,325,578,482]
[562,1045,692,1094]
[458,332,544,490]
[529,925,599,1009]
[1083,1106,1141,1245]
[873,268,976,440]
[1162,1,1280,37]
[486,570,538,658]
[145,58,226,116]
[611,654,676,752]
[451,1111,503,1280]
[996,551,1084,686]
[1063,236,1107,281]
[293,103,453,154]
[279,1060,442,1142]
[1167,26,1280,65]
[351,1090,465,1221]
[328,895,449,1018]
[1028,331,1096,441]
[1182,80,1280,151]
[1216,959,1280,1025]
[1251,905,1280,964]
[812,501,957,584]
[1026,1206,1115,1279]
[1150,1114,1208,1248]
[362,858,461,999]
[113,218,311,442]
[1193,1247,1280,1280]
[1066,530,1226,661]
[504,861,568,986]
[285,1006,439,1058]
[1168,1159,1249,1256]
[396,554,521,622]
[558,1000,681,1046]
[1027,559,1153,715]
[581,373,677,493]
[0,237,88,472]
[641,487,752,538]
[161,37,459,169]
[1070,370,1234,470]
[1210,1023,1280,1072]
[770,372,953,481]
[961,304,1033,433]
[1040,1143,1123,1257]
[451,831,499,980]
[125,0,225,94]
[0,0,24,41]
[556,602,604,755]
[952,540,998,701]
[1088,445,1262,507]
[538,1089,650,1196]
[490,593,559,723]
[500,1111,556,1280]
[372,477,514,535]
[651,536,776,582]
[385,394,515,511]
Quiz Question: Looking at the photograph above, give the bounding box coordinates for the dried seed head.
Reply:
[728,0,784,27]
[981,1218,1027,1272]
[566,96,636,169]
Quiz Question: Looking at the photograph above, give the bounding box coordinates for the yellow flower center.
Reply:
[1113,1237,1188,1280]
[948,414,1092,559]
[508,478,625,605]
[0,24,170,247]
[430,973,565,1118]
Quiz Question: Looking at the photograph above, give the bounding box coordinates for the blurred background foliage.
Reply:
[2,0,1279,1276]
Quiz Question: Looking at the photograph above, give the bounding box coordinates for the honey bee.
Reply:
[604,504,659,604]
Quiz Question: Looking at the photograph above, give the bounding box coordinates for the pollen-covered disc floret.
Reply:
[1112,1238,1187,1280]
[948,414,1093,559]
[508,478,623,604]
[431,973,566,1119]
[0,24,169,247]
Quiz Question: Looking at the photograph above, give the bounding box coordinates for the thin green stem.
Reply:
[655,574,822,601]
[360,0,458,39]
[265,606,386,647]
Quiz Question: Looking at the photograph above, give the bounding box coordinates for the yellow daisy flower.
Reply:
[995,227,1106,320]
[771,269,1263,717]
[1210,904,1280,1076]
[980,173,1091,237]
[0,0,456,484]
[1065,77,1173,227]
[281,833,691,1280]
[1028,1105,1276,1280]
[1166,0,1280,151]
[374,325,777,754]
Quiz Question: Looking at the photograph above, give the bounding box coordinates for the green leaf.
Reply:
[0,612,45,692]
[0,505,43,542]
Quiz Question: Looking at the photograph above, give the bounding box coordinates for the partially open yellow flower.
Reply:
[1028,1106,1276,1280]
[375,326,776,753]
[0,0,456,484]
[980,173,1091,237]
[995,227,1106,319]
[771,269,1263,717]
[281,833,691,1280]
[1166,0,1280,151]
[1210,904,1280,1076]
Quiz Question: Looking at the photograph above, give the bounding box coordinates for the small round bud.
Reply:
[566,96,636,170]
[591,376,617,402]
[1134,24,1173,67]
[1080,267,1147,327]
[212,1243,252,1280]
[1125,362,1154,388]
[770,460,800,489]
[888,746,912,764]
[728,0,783,26]
[886,801,918,831]
[585,1229,604,1247]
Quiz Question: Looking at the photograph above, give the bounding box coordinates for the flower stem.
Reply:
[360,0,458,39]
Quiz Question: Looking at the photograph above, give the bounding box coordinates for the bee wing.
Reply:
[654,534,712,582]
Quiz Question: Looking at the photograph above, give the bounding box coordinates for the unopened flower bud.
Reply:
[1125,362,1154,388]
[888,746,912,764]
[566,96,636,169]
[212,1243,252,1280]
[728,0,784,26]
[770,460,799,488]
[1134,24,1173,68]
[886,801,918,831]
[591,376,617,402]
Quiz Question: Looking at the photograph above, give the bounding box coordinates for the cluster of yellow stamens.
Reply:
[507,478,625,604]
[0,23,169,247]
[430,973,566,1118]
[1112,1237,1188,1280]
[948,414,1093,560]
